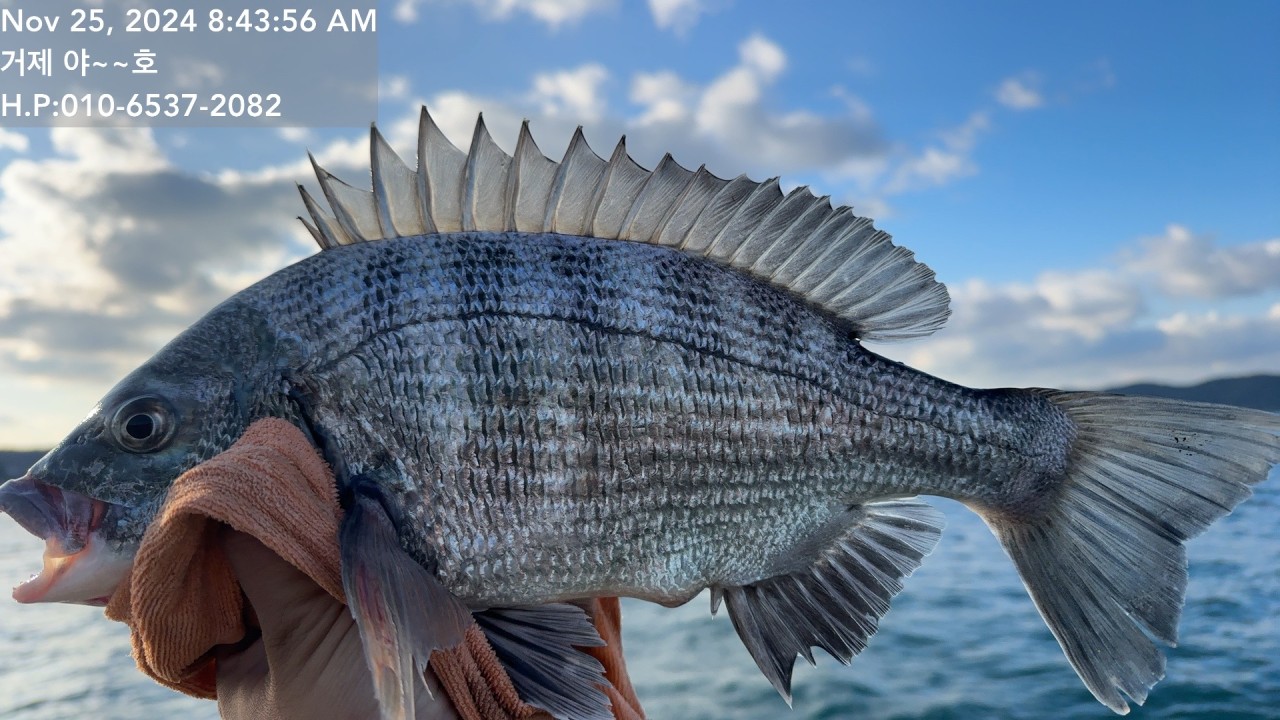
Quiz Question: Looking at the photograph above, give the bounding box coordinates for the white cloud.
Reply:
[738,34,786,78]
[630,71,697,126]
[995,73,1044,110]
[0,128,169,319]
[940,111,990,152]
[829,85,874,124]
[276,127,313,143]
[530,64,610,122]
[901,302,1280,391]
[381,74,412,100]
[696,67,762,130]
[887,147,972,193]
[0,129,28,153]
[1124,224,1280,299]
[370,31,971,213]
[393,0,418,21]
[0,126,323,386]
[657,34,885,174]
[885,112,988,194]
[49,126,168,175]
[389,32,885,181]
[394,0,612,27]
[1140,306,1280,380]
[691,34,787,138]
[893,228,1280,390]
[942,270,1142,341]
[648,0,709,33]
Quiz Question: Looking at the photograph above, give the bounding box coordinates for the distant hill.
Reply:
[0,450,43,479]
[1104,374,1280,411]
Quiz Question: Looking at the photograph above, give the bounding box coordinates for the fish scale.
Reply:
[237,233,1017,609]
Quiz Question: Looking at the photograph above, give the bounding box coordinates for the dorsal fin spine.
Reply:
[795,212,867,291]
[297,213,330,250]
[308,153,352,242]
[369,125,395,238]
[619,154,695,243]
[418,107,466,233]
[767,206,847,282]
[370,125,426,238]
[752,195,832,276]
[679,174,755,253]
[503,120,530,230]
[461,114,486,232]
[725,186,811,266]
[585,137,627,236]
[310,153,376,243]
[297,184,345,249]
[563,129,608,234]
[664,167,727,250]
[544,127,594,234]
[591,137,653,239]
[816,232,901,305]
[413,109,439,235]
[705,177,784,262]
[794,217,876,293]
[510,121,557,233]
[462,114,514,233]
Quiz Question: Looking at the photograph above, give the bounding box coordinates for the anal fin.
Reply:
[723,498,944,703]
[475,604,612,720]
[340,481,474,720]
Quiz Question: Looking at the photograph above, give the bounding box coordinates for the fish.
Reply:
[1,108,1277,720]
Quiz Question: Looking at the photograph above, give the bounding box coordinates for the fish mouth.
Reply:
[0,475,133,606]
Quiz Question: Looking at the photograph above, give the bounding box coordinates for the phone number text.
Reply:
[1,92,283,119]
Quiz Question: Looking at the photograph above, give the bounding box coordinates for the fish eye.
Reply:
[124,414,154,439]
[111,396,177,453]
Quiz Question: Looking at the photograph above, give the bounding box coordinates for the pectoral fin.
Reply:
[340,482,473,720]
[722,498,944,703]
[475,604,611,720]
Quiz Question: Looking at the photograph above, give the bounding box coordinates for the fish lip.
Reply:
[0,474,107,552]
[0,475,131,605]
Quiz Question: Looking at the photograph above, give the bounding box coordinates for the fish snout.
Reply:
[0,475,104,553]
[0,475,129,605]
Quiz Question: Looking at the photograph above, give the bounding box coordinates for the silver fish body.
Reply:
[2,109,1277,720]
[236,231,1067,607]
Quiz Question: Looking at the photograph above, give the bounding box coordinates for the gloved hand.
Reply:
[105,418,644,720]
[214,528,457,719]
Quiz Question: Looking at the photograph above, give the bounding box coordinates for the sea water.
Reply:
[1,469,1276,720]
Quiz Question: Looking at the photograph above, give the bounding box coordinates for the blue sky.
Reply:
[1,0,1277,448]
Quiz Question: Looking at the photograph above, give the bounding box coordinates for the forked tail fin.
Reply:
[980,391,1279,714]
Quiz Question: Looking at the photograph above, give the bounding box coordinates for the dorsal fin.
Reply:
[300,107,951,341]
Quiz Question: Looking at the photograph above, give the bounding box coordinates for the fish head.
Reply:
[0,345,253,606]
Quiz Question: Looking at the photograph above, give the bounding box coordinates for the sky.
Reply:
[1,0,1278,448]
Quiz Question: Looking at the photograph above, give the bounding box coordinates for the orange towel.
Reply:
[105,417,644,720]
